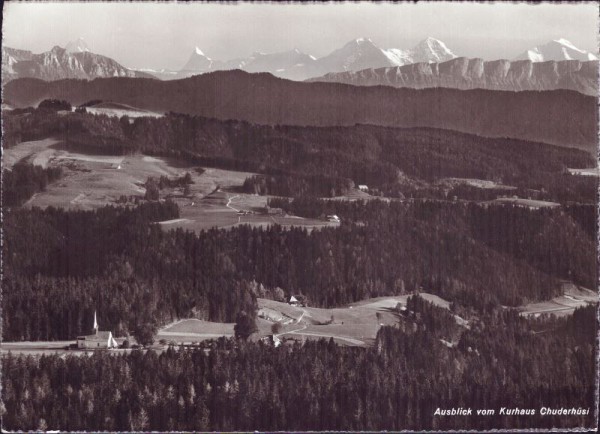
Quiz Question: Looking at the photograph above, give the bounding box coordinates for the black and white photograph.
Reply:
[0,1,598,432]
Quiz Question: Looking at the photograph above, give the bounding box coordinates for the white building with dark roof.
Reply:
[76,311,118,349]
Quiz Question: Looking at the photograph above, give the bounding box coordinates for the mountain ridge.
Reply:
[307,57,598,96]
[1,40,153,84]
[516,39,598,62]
[4,70,596,151]
[171,37,458,80]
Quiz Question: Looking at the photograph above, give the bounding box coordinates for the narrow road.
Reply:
[226,195,240,212]
[275,322,308,338]
[274,308,309,337]
[296,309,307,324]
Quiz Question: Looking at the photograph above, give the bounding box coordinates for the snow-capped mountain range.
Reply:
[2,36,597,85]
[155,36,597,81]
[173,37,458,80]
[308,57,598,97]
[515,39,597,62]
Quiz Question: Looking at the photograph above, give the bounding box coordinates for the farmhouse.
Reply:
[271,335,282,347]
[76,311,118,349]
[288,295,307,307]
[327,214,340,223]
[358,184,369,192]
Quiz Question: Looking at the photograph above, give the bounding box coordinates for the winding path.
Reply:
[226,195,240,212]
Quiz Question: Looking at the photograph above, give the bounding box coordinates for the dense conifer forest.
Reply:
[2,162,63,206]
[1,303,596,431]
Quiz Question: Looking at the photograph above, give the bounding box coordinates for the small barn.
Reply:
[327,214,340,223]
[288,295,307,307]
[358,185,369,192]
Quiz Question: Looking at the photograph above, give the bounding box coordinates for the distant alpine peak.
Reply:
[417,36,451,49]
[195,46,205,56]
[552,38,580,50]
[341,37,376,49]
[417,36,454,54]
[515,38,598,62]
[65,37,90,53]
[412,37,456,61]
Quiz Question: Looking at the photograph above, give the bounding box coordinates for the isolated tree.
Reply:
[273,287,285,302]
[131,322,157,347]
[271,322,282,335]
[183,184,191,197]
[234,311,258,340]
[144,177,160,201]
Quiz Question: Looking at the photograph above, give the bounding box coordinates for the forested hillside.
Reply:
[4,71,597,149]
[3,109,596,203]
[3,199,595,341]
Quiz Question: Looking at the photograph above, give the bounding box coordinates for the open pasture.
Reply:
[491,197,561,209]
[325,188,379,202]
[520,284,598,318]
[163,186,337,232]
[567,167,600,177]
[256,293,454,347]
[157,319,235,343]
[5,139,343,230]
[85,102,164,118]
[2,138,62,169]
[439,177,517,190]
[22,152,182,210]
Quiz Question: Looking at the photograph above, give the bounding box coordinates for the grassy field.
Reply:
[154,296,410,347]
[255,294,453,347]
[85,103,163,118]
[491,197,561,209]
[567,167,600,177]
[157,319,235,343]
[520,284,598,318]
[439,177,517,190]
[2,138,62,170]
[324,188,381,201]
[4,139,340,230]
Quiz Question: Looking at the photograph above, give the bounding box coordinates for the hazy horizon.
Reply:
[3,2,598,70]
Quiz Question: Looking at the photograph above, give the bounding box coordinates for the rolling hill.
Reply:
[4,70,597,150]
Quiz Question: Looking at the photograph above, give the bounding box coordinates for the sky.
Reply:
[2,2,599,70]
